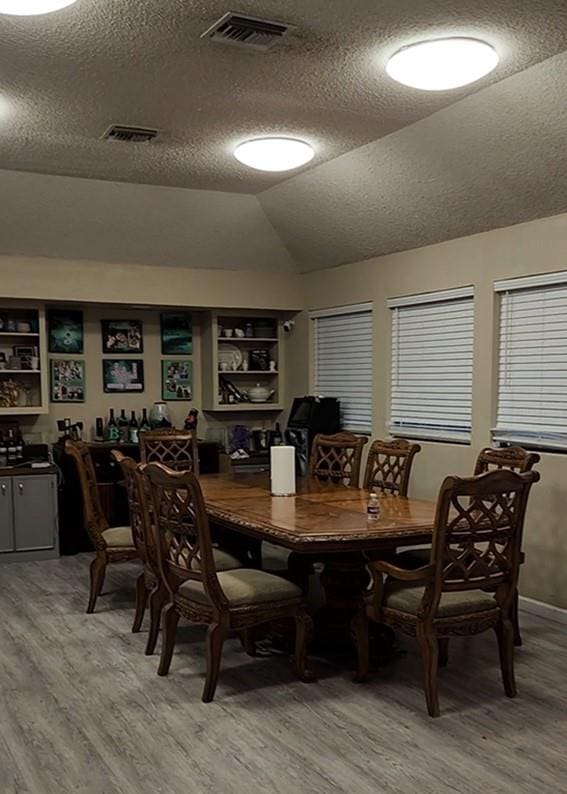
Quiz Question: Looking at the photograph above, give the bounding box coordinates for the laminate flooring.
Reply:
[1,555,566,794]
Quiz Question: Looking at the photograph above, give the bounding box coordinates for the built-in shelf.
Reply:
[0,405,46,416]
[0,370,41,374]
[0,305,47,415]
[217,337,278,343]
[204,404,284,413]
[218,370,278,376]
[0,332,40,337]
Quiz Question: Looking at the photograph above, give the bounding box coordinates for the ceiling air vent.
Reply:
[200,12,293,51]
[103,125,158,143]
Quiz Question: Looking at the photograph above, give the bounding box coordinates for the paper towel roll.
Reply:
[270,445,296,496]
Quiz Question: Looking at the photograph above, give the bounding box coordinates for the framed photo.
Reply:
[162,359,193,400]
[51,359,85,403]
[101,320,143,354]
[103,359,144,393]
[48,309,83,354]
[161,312,192,355]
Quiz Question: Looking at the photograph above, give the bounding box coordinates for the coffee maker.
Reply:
[285,396,341,475]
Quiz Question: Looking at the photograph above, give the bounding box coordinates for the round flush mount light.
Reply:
[234,137,315,172]
[0,0,77,15]
[386,37,499,91]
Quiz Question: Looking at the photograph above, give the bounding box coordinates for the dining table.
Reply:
[199,472,438,655]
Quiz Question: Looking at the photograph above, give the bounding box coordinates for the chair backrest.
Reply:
[474,446,540,475]
[65,440,108,549]
[364,438,421,496]
[309,432,368,487]
[111,451,151,566]
[144,463,227,609]
[422,469,539,620]
[139,430,199,475]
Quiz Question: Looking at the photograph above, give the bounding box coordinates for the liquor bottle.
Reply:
[139,408,151,433]
[15,430,24,460]
[271,422,283,446]
[128,411,139,444]
[118,409,129,442]
[106,409,120,442]
[0,433,7,467]
[6,430,17,463]
[94,417,104,442]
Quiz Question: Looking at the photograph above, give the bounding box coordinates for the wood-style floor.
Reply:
[1,555,566,794]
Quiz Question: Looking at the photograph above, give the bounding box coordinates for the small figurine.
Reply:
[0,379,21,408]
[184,409,199,432]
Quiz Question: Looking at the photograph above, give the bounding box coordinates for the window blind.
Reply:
[388,287,474,443]
[311,303,373,433]
[494,271,567,450]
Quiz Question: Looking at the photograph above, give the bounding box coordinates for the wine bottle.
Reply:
[128,411,139,444]
[274,422,283,445]
[139,408,151,433]
[106,409,120,442]
[118,409,129,442]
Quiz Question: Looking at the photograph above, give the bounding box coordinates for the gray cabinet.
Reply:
[0,477,14,552]
[0,473,58,561]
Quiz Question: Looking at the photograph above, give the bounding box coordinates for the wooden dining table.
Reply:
[199,472,437,653]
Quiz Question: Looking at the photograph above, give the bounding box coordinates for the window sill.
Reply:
[390,428,471,446]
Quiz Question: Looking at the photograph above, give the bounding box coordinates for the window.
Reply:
[311,303,373,433]
[389,287,474,443]
[494,271,567,451]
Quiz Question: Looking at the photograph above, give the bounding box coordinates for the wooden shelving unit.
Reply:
[0,305,48,416]
[202,311,285,413]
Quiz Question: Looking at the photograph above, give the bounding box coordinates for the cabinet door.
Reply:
[0,477,14,553]
[13,476,57,552]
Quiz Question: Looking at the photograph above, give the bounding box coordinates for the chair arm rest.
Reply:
[369,559,435,582]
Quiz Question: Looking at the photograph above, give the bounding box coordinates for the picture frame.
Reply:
[160,312,192,355]
[102,359,144,393]
[101,320,143,354]
[51,359,86,403]
[162,359,193,401]
[48,309,84,354]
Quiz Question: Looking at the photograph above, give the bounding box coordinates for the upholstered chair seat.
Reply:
[101,526,135,548]
[179,569,302,607]
[383,581,497,618]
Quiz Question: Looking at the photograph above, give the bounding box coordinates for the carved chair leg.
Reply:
[158,602,179,677]
[495,617,517,698]
[145,584,168,656]
[438,638,449,668]
[132,571,148,633]
[87,552,107,614]
[202,616,228,703]
[417,626,440,718]
[293,612,315,682]
[351,609,370,683]
[511,589,522,647]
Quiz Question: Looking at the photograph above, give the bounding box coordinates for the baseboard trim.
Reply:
[519,596,567,626]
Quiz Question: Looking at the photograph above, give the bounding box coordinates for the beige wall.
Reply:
[301,211,567,610]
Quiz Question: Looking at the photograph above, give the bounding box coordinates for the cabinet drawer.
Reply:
[13,475,57,552]
[0,477,14,553]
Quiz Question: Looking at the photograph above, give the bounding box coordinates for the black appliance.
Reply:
[285,396,340,475]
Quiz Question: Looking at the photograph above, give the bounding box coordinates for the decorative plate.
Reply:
[218,343,243,370]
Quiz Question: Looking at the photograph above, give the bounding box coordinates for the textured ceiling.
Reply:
[259,48,567,271]
[0,0,567,193]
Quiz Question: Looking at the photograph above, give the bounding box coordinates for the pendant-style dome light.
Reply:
[234,137,315,172]
[0,0,77,15]
[386,37,499,91]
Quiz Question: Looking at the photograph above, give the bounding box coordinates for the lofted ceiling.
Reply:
[0,1,567,271]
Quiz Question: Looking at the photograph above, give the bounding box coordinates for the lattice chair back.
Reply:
[309,432,368,487]
[364,438,421,496]
[65,440,109,549]
[139,430,199,475]
[112,451,157,574]
[421,469,539,620]
[144,463,227,608]
[474,446,540,476]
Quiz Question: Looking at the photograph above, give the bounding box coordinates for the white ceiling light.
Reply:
[0,0,77,15]
[234,137,314,172]
[386,37,499,91]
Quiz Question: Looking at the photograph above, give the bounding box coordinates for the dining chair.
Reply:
[139,430,199,474]
[310,431,368,487]
[352,468,539,717]
[145,462,314,702]
[364,438,421,496]
[397,445,540,645]
[65,440,138,614]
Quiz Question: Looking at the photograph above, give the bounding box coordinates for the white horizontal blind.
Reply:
[389,289,474,442]
[312,304,373,433]
[494,276,567,450]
